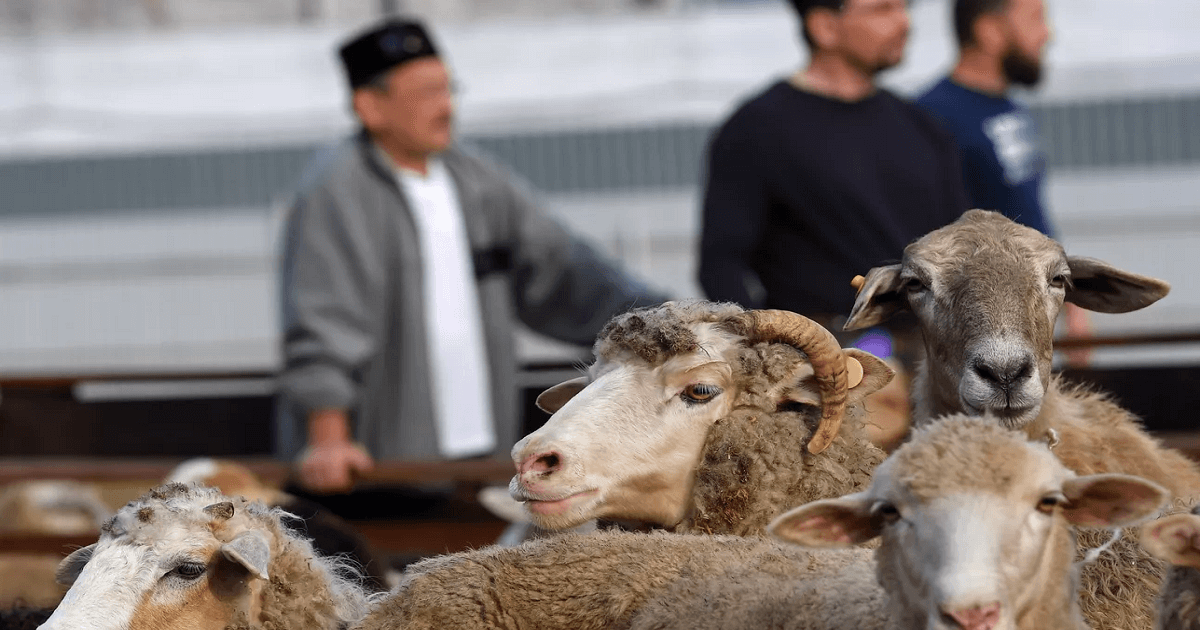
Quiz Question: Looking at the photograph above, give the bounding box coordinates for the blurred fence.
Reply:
[4,92,1200,215]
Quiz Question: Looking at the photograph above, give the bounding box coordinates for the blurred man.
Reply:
[698,0,969,449]
[916,0,1091,359]
[915,0,1053,234]
[699,0,967,322]
[278,18,666,493]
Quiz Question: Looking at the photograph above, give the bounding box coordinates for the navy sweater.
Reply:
[699,81,969,315]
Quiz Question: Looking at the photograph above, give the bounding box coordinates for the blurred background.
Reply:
[2,0,1200,605]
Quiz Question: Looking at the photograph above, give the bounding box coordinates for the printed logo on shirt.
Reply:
[983,112,1043,185]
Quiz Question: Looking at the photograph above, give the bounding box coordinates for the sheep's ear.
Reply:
[1065,256,1170,313]
[842,349,894,404]
[1141,513,1200,568]
[55,543,97,585]
[536,377,589,414]
[769,494,879,548]
[221,531,271,580]
[844,265,906,331]
[1061,473,1168,528]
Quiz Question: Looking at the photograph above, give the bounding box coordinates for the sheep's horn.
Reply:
[204,502,235,520]
[736,309,847,454]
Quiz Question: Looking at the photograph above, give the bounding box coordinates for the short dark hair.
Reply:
[954,0,1009,47]
[787,0,845,49]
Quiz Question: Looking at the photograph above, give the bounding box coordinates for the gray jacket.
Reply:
[276,132,665,461]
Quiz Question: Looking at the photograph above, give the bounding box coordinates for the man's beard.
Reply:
[1001,48,1042,87]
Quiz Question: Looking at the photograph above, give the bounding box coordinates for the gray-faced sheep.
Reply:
[845,208,1200,628]
[627,416,1169,630]
[356,301,894,629]
[37,483,376,630]
[511,300,894,535]
[1142,505,1200,630]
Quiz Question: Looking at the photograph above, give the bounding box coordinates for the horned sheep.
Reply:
[37,482,377,630]
[627,416,1170,630]
[356,301,895,629]
[846,209,1200,628]
[510,300,894,535]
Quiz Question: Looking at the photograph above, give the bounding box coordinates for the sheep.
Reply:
[1141,505,1200,630]
[845,208,1200,628]
[0,480,111,537]
[355,301,894,629]
[166,457,394,591]
[354,528,876,630]
[510,300,895,536]
[626,416,1169,630]
[37,482,376,630]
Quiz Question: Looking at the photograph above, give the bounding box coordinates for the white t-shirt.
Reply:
[396,159,496,458]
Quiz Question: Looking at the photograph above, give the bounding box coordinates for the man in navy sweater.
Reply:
[699,0,970,449]
[699,0,968,323]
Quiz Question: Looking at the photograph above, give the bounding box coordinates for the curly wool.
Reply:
[356,530,873,630]
[593,301,744,365]
[675,342,883,536]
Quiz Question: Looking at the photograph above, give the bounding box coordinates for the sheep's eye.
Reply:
[1049,274,1069,290]
[1037,493,1065,514]
[872,501,901,524]
[168,562,207,581]
[681,383,722,404]
[902,276,928,295]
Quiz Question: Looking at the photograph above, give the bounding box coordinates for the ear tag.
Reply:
[846,356,863,389]
[851,275,866,293]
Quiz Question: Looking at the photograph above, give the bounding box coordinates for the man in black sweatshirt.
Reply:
[699,0,968,326]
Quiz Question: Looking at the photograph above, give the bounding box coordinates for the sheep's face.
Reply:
[40,487,271,630]
[1141,505,1200,570]
[771,416,1170,630]
[510,322,744,530]
[846,210,1169,430]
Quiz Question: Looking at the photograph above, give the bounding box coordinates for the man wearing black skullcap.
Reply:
[698,0,970,447]
[277,18,667,493]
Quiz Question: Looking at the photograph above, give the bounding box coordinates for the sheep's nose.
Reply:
[518,451,563,476]
[973,355,1033,390]
[941,601,1001,630]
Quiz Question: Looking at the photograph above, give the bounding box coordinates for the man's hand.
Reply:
[296,441,375,494]
[1062,303,1094,368]
[295,408,375,494]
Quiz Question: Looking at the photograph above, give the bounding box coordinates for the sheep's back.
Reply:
[624,548,882,630]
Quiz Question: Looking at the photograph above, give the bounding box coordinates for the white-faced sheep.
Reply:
[511,300,894,535]
[1141,505,1200,630]
[356,301,894,629]
[166,458,393,591]
[845,208,1199,628]
[627,416,1169,630]
[37,482,376,630]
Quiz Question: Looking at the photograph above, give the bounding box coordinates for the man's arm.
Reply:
[488,161,670,346]
[698,118,772,308]
[278,187,384,491]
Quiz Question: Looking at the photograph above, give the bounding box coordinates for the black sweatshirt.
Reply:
[699,80,968,316]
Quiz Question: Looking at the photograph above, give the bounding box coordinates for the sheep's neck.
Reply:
[673,411,882,536]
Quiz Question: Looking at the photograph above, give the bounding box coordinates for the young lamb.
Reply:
[37,482,376,630]
[511,300,894,536]
[1141,505,1200,630]
[625,416,1169,630]
[845,208,1199,628]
